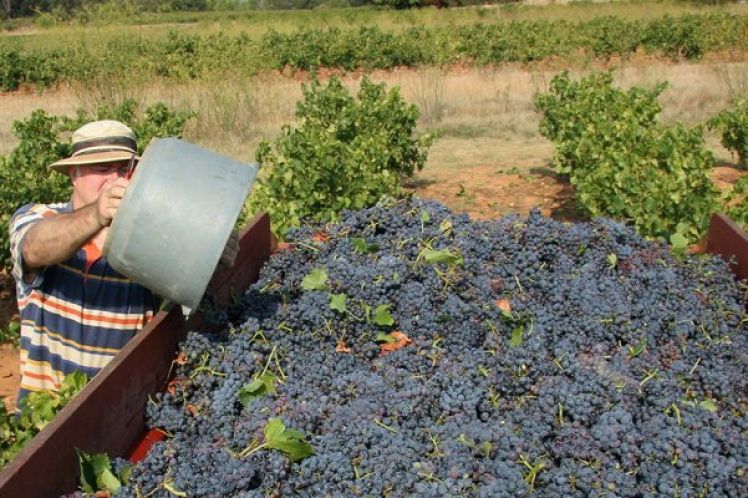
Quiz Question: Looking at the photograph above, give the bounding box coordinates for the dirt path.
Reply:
[0,344,18,411]
[408,160,579,222]
[0,271,18,410]
[410,161,745,224]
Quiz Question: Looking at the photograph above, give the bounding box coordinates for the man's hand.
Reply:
[218,231,240,269]
[95,178,130,227]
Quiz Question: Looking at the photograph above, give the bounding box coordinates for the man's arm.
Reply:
[22,178,128,270]
[22,203,102,269]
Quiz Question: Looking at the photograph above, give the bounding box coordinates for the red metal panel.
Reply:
[0,213,274,498]
[706,213,748,282]
[128,428,167,463]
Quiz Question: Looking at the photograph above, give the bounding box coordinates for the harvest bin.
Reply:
[0,213,746,498]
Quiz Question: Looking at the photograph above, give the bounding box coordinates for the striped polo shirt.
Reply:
[9,202,156,402]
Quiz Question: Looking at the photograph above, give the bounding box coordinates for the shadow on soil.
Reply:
[528,164,586,223]
[403,177,438,189]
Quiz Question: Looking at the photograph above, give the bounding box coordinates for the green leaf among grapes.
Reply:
[329,293,347,313]
[699,399,718,413]
[510,325,523,348]
[375,332,397,344]
[352,238,379,254]
[301,268,329,291]
[263,418,313,462]
[372,304,395,327]
[670,232,688,251]
[238,372,276,407]
[420,248,463,267]
[77,449,123,494]
[439,218,453,235]
[628,338,646,358]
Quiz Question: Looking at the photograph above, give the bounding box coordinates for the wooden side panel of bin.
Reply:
[0,213,274,498]
[706,213,748,283]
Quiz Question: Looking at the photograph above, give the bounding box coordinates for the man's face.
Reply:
[69,161,131,206]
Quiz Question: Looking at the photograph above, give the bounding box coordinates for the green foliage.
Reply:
[246,76,433,238]
[642,14,706,59]
[709,98,748,169]
[0,46,66,91]
[0,321,20,346]
[2,12,747,89]
[371,0,421,10]
[237,372,276,407]
[0,48,22,91]
[0,110,74,269]
[261,417,313,462]
[417,247,464,266]
[77,448,132,494]
[234,417,313,462]
[301,267,329,291]
[0,100,195,270]
[329,293,347,313]
[371,303,395,327]
[724,175,748,230]
[535,71,719,243]
[351,237,379,254]
[643,12,743,60]
[1,371,89,469]
[579,16,641,60]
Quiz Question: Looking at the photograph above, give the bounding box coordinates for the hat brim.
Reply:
[49,151,140,173]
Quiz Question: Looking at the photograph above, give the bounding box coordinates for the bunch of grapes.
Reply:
[117,198,747,498]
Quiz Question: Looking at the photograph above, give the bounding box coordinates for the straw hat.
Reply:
[49,120,139,173]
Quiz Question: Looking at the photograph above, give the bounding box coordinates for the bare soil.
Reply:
[0,270,18,411]
[0,344,18,412]
[407,162,580,222]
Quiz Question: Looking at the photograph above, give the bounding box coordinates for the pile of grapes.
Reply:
[118,199,747,497]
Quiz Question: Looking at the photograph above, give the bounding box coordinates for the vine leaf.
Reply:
[699,399,718,413]
[301,268,329,291]
[238,372,276,407]
[510,325,524,348]
[420,248,464,267]
[264,418,314,462]
[670,232,688,251]
[628,338,646,358]
[372,304,395,327]
[329,293,347,313]
[352,238,379,254]
[77,449,125,494]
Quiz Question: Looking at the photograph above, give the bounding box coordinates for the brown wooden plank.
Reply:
[0,306,185,498]
[706,213,748,282]
[0,213,274,498]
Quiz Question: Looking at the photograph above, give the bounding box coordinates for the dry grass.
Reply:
[0,87,78,154]
[1,59,743,170]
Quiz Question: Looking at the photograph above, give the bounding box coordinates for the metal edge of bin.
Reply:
[705,213,748,283]
[0,213,274,498]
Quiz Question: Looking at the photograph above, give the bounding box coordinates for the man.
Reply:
[8,120,238,403]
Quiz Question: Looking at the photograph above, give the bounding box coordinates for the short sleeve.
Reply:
[9,203,50,295]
